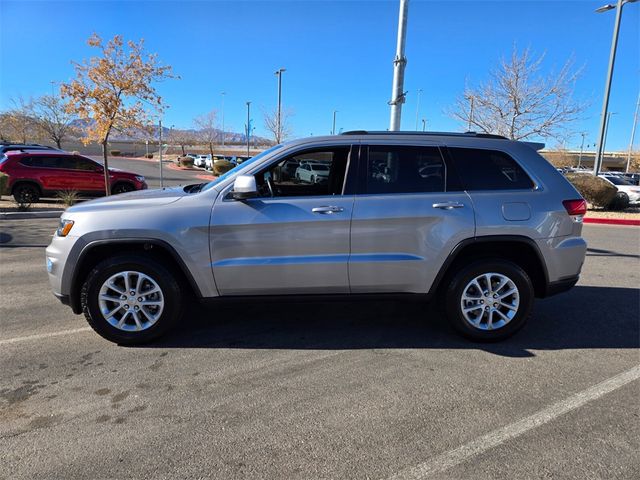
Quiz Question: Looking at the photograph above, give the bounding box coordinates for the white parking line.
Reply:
[0,327,92,346]
[388,364,640,480]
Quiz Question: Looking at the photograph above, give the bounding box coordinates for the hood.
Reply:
[66,186,186,213]
[108,167,138,176]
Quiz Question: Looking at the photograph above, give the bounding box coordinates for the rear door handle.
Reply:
[432,202,464,210]
[312,206,344,214]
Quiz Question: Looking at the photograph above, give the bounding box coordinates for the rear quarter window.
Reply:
[448,147,534,191]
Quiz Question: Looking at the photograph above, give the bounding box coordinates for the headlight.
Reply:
[135,175,145,182]
[56,219,74,237]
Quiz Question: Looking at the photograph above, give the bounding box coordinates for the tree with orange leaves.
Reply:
[62,33,174,195]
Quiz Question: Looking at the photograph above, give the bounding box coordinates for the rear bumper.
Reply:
[544,275,579,297]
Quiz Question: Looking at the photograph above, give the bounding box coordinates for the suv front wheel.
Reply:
[444,259,533,341]
[81,254,182,345]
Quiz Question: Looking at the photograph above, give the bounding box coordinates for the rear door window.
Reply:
[448,147,534,191]
[360,145,446,194]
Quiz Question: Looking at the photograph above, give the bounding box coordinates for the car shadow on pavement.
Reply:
[140,285,640,357]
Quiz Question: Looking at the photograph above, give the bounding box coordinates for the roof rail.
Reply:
[340,130,508,140]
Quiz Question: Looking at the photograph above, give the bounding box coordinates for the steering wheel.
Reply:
[266,177,275,197]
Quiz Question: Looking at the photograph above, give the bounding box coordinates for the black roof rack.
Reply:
[340,130,508,140]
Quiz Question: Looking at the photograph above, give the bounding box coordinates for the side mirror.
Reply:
[95,166,104,173]
[231,175,258,200]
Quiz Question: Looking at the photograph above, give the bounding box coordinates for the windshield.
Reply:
[201,144,283,192]
[605,176,632,186]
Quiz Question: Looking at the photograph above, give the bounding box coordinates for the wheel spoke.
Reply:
[495,309,511,323]
[498,288,517,299]
[140,300,162,306]
[132,310,143,330]
[108,281,125,295]
[135,274,144,296]
[117,310,131,328]
[486,309,495,330]
[123,272,131,293]
[463,304,483,313]
[104,304,123,318]
[100,294,122,303]
[499,301,517,311]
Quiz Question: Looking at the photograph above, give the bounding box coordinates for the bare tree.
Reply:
[450,47,586,142]
[169,128,196,156]
[193,110,218,156]
[0,97,38,143]
[30,94,76,148]
[264,108,293,144]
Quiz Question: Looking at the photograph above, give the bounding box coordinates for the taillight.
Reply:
[563,199,587,216]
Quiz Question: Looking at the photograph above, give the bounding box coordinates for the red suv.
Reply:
[0,150,147,203]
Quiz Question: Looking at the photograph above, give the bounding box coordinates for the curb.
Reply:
[0,211,63,220]
[584,217,640,226]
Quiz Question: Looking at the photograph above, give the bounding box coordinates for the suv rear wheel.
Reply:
[81,254,182,345]
[444,259,533,341]
[13,183,40,203]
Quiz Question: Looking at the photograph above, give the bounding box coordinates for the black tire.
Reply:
[112,182,135,195]
[608,191,630,211]
[81,254,182,345]
[13,183,40,203]
[444,259,534,342]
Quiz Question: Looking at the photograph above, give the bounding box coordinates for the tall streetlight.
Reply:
[388,0,409,131]
[275,68,286,143]
[578,132,587,167]
[421,118,426,132]
[602,112,617,167]
[246,101,251,157]
[626,92,639,172]
[414,88,423,131]
[220,92,226,149]
[332,110,338,135]
[592,0,638,175]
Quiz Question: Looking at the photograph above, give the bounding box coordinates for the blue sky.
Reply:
[1,0,638,150]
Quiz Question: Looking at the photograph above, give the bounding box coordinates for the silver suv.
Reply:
[46,131,587,344]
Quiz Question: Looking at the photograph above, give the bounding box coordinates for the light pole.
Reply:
[275,68,286,143]
[158,119,164,188]
[626,92,639,172]
[220,92,226,150]
[388,0,409,131]
[592,0,638,175]
[602,112,617,169]
[578,132,587,167]
[246,101,251,157]
[415,88,422,131]
[422,118,426,132]
[145,139,149,157]
[332,110,338,135]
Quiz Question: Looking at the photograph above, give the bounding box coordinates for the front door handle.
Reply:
[312,206,344,214]
[432,202,464,210]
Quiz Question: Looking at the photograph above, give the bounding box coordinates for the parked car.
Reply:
[598,174,640,204]
[295,162,330,183]
[0,150,147,202]
[193,154,209,168]
[46,131,587,345]
[0,143,58,156]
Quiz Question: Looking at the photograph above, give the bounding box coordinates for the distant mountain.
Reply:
[69,119,270,144]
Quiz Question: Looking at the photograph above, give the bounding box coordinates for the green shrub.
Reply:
[0,172,8,196]
[110,150,121,156]
[213,160,234,175]
[56,189,79,207]
[565,173,616,208]
[178,156,194,167]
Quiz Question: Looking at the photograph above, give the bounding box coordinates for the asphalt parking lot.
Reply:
[0,221,638,479]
